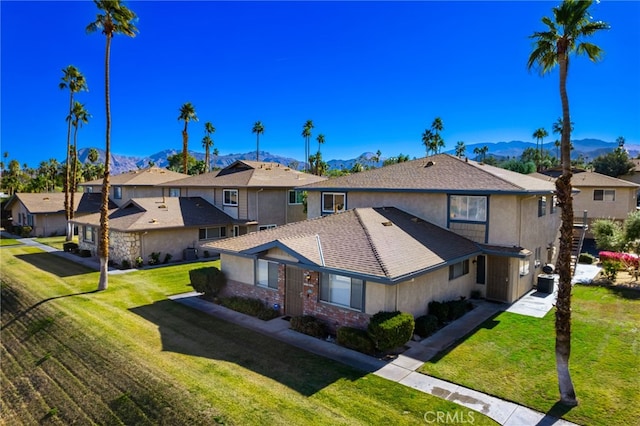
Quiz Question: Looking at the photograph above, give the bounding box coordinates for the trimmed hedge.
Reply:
[428,298,472,324]
[414,314,439,338]
[367,311,414,351]
[578,252,595,264]
[337,326,375,355]
[290,315,327,338]
[189,267,227,299]
[218,296,279,320]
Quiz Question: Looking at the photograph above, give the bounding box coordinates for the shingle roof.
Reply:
[81,167,189,186]
[71,197,236,232]
[158,160,326,188]
[299,154,555,194]
[531,170,640,188]
[4,192,83,214]
[205,207,482,283]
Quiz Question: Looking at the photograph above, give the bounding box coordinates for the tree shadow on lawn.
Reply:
[130,300,367,397]
[577,280,640,300]
[14,252,94,278]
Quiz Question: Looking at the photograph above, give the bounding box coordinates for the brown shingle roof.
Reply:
[4,192,83,214]
[205,207,482,283]
[299,154,554,194]
[71,197,236,232]
[158,160,326,188]
[81,167,189,186]
[531,170,640,188]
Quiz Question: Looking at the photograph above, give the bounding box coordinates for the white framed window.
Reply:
[198,227,227,240]
[320,273,363,311]
[256,259,279,289]
[449,195,487,222]
[258,224,277,231]
[168,188,180,197]
[113,186,122,199]
[449,259,470,280]
[322,192,346,214]
[288,190,305,205]
[84,226,96,243]
[538,196,547,217]
[594,189,615,202]
[519,256,531,276]
[223,189,238,206]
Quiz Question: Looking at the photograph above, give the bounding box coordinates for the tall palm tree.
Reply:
[178,102,198,174]
[252,121,264,161]
[431,117,444,154]
[88,147,99,163]
[301,120,314,172]
[316,133,325,155]
[87,0,138,291]
[212,147,220,170]
[59,65,88,241]
[421,129,433,156]
[533,128,549,170]
[616,136,626,149]
[68,101,90,222]
[203,121,215,172]
[528,0,608,405]
[455,141,466,158]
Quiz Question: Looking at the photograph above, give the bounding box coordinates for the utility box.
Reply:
[183,248,198,261]
[537,274,555,294]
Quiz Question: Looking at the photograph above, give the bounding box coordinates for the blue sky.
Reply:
[2,1,639,168]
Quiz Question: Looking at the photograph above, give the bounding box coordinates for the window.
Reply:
[288,190,305,205]
[258,224,277,231]
[198,227,227,240]
[320,273,364,310]
[519,256,531,276]
[233,225,240,237]
[594,189,615,202]
[322,192,346,214]
[113,186,122,199]
[168,188,180,197]
[26,214,34,227]
[256,259,279,289]
[449,259,470,280]
[538,196,547,217]
[85,186,93,193]
[449,195,487,222]
[551,195,558,214]
[84,226,95,243]
[223,189,238,206]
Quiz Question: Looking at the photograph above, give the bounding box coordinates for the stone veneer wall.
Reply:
[109,230,141,265]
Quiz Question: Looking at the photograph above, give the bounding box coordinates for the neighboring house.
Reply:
[4,192,110,237]
[71,196,237,266]
[80,167,189,207]
[157,160,327,235]
[619,158,640,187]
[205,207,482,331]
[532,168,640,236]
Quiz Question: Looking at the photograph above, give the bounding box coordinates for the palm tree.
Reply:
[88,147,99,163]
[178,102,198,174]
[616,136,626,149]
[528,0,608,405]
[533,128,549,170]
[68,101,90,223]
[455,141,466,158]
[473,145,489,162]
[301,120,314,172]
[87,0,138,291]
[552,117,574,162]
[59,65,88,241]
[421,129,433,156]
[212,147,220,170]
[252,121,264,161]
[203,121,215,172]
[431,117,444,154]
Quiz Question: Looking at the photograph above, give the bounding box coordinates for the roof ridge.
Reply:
[353,208,391,278]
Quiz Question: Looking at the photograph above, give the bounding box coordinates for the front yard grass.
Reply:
[0,237,22,246]
[1,246,497,425]
[34,235,77,251]
[419,284,640,426]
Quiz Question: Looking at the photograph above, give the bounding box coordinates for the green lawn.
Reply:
[1,246,497,425]
[0,237,22,246]
[33,235,77,251]
[420,284,640,426]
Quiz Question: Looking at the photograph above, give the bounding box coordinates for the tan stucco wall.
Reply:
[248,189,287,226]
[179,187,215,205]
[221,253,255,284]
[573,185,637,221]
[10,204,67,237]
[265,247,299,262]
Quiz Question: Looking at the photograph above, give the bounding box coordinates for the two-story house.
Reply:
[204,154,560,331]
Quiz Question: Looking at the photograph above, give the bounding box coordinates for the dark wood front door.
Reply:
[486,256,510,302]
[285,266,304,316]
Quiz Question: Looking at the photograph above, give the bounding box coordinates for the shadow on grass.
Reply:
[130,300,367,397]
[577,281,640,300]
[14,252,94,278]
[537,401,576,425]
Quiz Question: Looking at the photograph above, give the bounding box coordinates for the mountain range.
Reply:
[77,138,639,176]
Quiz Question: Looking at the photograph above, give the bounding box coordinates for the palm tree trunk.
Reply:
[98,34,112,291]
[70,128,78,226]
[555,52,577,406]
[65,95,73,241]
[182,127,188,174]
[256,135,260,161]
[205,147,210,173]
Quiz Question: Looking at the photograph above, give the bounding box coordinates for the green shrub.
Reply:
[121,259,131,269]
[79,249,91,258]
[63,242,78,252]
[579,252,595,264]
[163,253,172,264]
[290,315,327,338]
[601,260,622,281]
[189,267,227,299]
[203,250,210,258]
[414,314,439,338]
[148,252,161,265]
[337,326,375,355]
[428,301,450,324]
[20,226,32,237]
[218,296,279,321]
[448,297,471,321]
[135,256,143,268]
[367,311,414,351]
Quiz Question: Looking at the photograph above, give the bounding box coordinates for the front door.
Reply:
[285,266,304,316]
[486,255,510,302]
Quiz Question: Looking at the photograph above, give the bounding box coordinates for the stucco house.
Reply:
[532,168,639,236]
[4,192,111,237]
[80,167,189,207]
[157,160,327,235]
[619,158,640,187]
[71,196,237,265]
[203,154,560,330]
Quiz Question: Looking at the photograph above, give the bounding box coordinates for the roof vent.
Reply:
[43,197,50,201]
[158,204,166,209]
[382,221,393,227]
[425,161,435,167]
[150,218,158,223]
